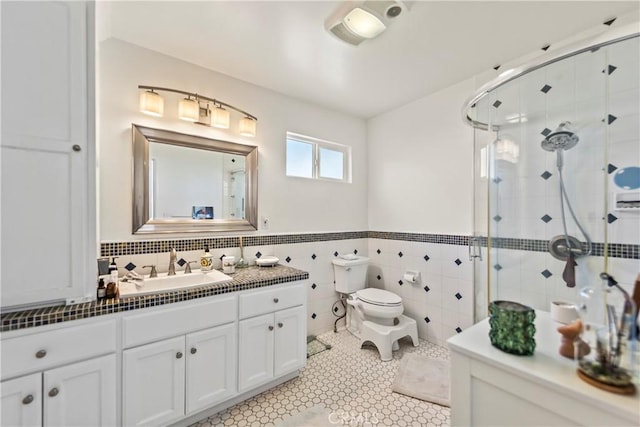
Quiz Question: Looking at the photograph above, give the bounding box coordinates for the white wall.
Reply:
[98,39,368,241]
[367,79,475,235]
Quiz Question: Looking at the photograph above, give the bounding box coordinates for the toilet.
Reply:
[332,255,418,361]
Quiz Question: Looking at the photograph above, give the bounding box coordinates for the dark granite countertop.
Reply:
[1,265,308,333]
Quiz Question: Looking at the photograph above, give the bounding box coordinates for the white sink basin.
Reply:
[118,269,233,298]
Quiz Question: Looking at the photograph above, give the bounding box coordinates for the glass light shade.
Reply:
[212,106,230,129]
[178,97,199,122]
[139,90,164,117]
[239,117,257,137]
[343,7,386,39]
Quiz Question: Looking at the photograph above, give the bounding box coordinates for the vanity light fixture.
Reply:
[138,85,258,137]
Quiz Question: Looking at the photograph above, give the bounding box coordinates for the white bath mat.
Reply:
[391,353,450,407]
[275,404,333,427]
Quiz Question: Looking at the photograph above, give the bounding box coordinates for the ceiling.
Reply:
[105,1,639,119]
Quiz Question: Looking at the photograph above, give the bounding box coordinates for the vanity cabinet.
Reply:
[0,321,117,427]
[122,296,237,426]
[238,284,307,392]
[0,0,95,308]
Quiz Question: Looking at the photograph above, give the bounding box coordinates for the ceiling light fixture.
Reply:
[325,1,407,46]
[138,85,258,137]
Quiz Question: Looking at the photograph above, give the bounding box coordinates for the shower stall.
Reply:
[464,23,640,321]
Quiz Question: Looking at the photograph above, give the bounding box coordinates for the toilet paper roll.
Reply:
[403,271,420,284]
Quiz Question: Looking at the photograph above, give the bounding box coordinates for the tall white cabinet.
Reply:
[0,1,96,308]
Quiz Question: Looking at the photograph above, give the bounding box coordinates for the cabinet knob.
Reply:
[72,144,81,152]
[48,388,59,398]
[190,347,197,354]
[35,349,47,359]
[278,322,284,328]
[268,325,274,331]
[22,395,34,405]
[273,298,279,303]
[176,351,183,359]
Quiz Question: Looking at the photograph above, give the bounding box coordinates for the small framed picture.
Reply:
[192,206,214,219]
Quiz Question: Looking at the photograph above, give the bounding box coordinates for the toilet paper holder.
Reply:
[403,270,421,284]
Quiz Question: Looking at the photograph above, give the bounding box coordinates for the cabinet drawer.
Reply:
[1,320,116,380]
[123,295,236,348]
[239,283,305,319]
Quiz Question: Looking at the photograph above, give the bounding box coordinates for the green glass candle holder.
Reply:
[489,300,536,356]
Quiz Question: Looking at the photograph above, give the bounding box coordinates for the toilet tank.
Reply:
[331,255,369,294]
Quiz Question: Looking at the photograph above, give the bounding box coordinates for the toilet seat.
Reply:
[356,288,402,307]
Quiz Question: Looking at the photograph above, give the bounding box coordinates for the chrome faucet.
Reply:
[168,248,177,276]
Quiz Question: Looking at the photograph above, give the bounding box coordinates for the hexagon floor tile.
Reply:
[191,330,450,427]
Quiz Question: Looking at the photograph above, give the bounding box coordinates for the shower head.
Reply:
[541,122,579,152]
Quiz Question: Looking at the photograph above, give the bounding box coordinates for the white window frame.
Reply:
[286,132,351,183]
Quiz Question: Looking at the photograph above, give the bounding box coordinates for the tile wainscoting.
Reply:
[101,232,639,347]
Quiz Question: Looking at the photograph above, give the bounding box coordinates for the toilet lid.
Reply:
[356,288,402,307]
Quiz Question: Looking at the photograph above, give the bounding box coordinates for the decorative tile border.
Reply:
[1,266,309,332]
[102,231,638,260]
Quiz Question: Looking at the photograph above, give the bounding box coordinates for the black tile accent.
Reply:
[541,171,552,180]
[494,264,502,271]
[455,292,462,300]
[493,177,503,184]
[542,269,553,278]
[608,163,618,174]
[354,249,358,255]
[607,114,617,125]
[424,254,430,262]
[334,251,339,257]
[493,64,501,71]
[311,313,317,319]
[455,258,462,266]
[541,84,552,93]
[219,254,227,261]
[311,283,317,290]
[377,275,381,280]
[255,251,262,258]
[423,285,430,293]
[125,262,136,271]
[398,251,403,258]
[311,254,316,260]
[603,65,617,75]
[285,256,292,263]
[493,215,502,222]
[608,213,618,224]
[493,100,502,108]
[541,214,552,223]
[398,280,403,286]
[334,306,339,313]
[541,44,550,51]
[177,259,186,267]
[376,249,381,254]
[424,316,431,324]
[456,327,463,333]
[603,17,616,26]
[541,128,552,136]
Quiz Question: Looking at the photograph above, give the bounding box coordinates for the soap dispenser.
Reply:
[200,245,213,272]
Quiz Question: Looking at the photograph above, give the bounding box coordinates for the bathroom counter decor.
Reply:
[488,300,536,355]
[448,310,639,426]
[0,265,308,332]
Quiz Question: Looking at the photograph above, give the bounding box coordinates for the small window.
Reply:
[286,132,351,182]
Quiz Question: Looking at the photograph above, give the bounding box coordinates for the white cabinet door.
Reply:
[238,313,274,392]
[123,337,185,427]
[1,373,42,427]
[43,354,116,427]
[186,323,237,414]
[0,0,94,308]
[274,306,306,377]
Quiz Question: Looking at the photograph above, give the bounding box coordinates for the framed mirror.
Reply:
[132,124,258,234]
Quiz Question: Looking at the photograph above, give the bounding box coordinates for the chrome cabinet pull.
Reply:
[35,350,47,359]
[22,395,34,405]
[190,347,197,354]
[273,298,279,303]
[268,325,274,331]
[278,322,283,328]
[176,352,183,359]
[48,388,59,397]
